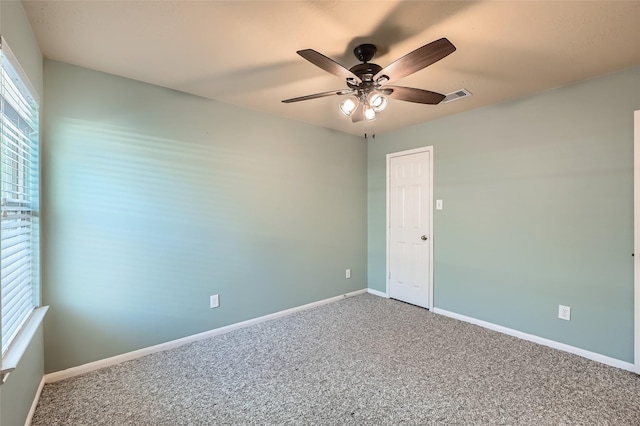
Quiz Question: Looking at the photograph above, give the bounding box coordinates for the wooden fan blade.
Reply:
[282,89,354,103]
[373,38,456,85]
[385,86,446,104]
[297,49,362,83]
[351,105,364,123]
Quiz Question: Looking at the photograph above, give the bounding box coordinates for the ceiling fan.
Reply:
[282,38,456,122]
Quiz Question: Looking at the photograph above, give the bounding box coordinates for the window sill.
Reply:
[0,306,48,384]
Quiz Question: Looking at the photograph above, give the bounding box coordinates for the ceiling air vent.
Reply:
[442,88,472,104]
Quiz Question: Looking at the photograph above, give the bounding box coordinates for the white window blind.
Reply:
[0,39,39,356]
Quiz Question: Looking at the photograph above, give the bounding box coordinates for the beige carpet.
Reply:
[33,294,640,425]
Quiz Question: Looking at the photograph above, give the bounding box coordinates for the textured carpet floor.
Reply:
[33,294,640,425]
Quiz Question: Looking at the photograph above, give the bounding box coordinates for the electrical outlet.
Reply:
[558,305,571,321]
[346,269,351,279]
[210,294,219,309]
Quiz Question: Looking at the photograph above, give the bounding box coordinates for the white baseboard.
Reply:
[367,288,388,298]
[24,376,45,426]
[433,307,636,373]
[45,289,367,383]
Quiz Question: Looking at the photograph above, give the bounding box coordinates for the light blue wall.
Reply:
[368,66,640,362]
[0,1,44,426]
[42,60,367,373]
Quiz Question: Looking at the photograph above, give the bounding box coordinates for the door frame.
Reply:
[386,146,434,310]
[634,110,639,373]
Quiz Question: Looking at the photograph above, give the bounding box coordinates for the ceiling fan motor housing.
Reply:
[349,43,383,87]
[347,62,383,92]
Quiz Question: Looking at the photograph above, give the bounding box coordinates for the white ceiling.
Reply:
[22,0,640,137]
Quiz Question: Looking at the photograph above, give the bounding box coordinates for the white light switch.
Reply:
[436,200,443,210]
[210,294,219,308]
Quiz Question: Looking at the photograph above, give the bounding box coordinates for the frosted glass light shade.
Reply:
[368,92,388,112]
[339,96,359,116]
[364,106,376,121]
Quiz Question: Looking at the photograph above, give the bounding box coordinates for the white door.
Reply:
[387,148,433,309]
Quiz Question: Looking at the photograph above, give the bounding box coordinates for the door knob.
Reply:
[421,235,428,241]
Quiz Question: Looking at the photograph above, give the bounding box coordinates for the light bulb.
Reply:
[339,96,359,117]
[368,92,388,112]
[364,106,376,121]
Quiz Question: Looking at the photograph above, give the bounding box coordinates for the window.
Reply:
[0,38,39,356]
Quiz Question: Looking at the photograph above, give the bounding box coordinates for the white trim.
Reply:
[385,146,434,310]
[1,306,49,383]
[634,109,639,373]
[24,376,45,426]
[367,288,389,298]
[45,289,367,383]
[433,307,636,372]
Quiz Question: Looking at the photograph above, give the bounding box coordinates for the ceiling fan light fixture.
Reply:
[339,96,359,117]
[364,106,376,121]
[283,38,457,124]
[368,91,388,112]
